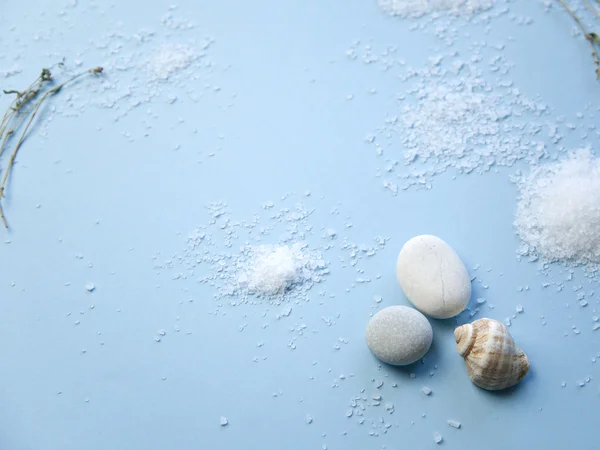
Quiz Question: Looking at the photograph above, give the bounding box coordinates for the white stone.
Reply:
[396,235,471,319]
[365,305,433,365]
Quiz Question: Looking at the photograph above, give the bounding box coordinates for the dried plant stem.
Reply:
[556,0,600,79]
[0,198,6,228]
[583,0,600,18]
[0,66,102,228]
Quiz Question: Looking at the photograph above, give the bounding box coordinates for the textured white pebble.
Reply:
[447,419,461,429]
[396,235,471,319]
[366,306,433,365]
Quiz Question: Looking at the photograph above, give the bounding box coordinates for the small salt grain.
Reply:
[85,283,95,292]
[421,386,432,395]
[219,417,228,426]
[434,432,443,444]
[447,419,461,429]
[516,304,524,313]
[306,415,313,424]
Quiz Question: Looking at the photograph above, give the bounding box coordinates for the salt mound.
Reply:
[239,244,325,295]
[515,149,600,265]
[378,0,494,18]
[144,44,196,81]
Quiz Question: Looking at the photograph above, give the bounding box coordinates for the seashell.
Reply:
[454,318,530,391]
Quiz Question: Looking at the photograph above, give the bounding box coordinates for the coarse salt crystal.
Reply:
[447,419,461,429]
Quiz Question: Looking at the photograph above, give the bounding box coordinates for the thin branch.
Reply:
[0,201,7,228]
[583,0,600,19]
[556,0,600,79]
[0,66,103,228]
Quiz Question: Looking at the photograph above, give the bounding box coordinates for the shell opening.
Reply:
[454,324,475,358]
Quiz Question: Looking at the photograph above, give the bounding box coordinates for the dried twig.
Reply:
[556,0,600,79]
[583,0,600,19]
[0,66,103,228]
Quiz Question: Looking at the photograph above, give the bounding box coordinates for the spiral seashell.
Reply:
[454,318,530,391]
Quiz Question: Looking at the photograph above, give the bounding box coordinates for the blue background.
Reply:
[0,1,599,449]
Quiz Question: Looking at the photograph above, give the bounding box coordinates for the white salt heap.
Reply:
[145,44,196,80]
[378,0,493,18]
[515,149,600,265]
[239,243,325,296]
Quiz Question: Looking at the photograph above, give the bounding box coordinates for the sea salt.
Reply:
[378,0,493,18]
[145,44,197,81]
[448,419,461,429]
[433,432,443,444]
[219,417,228,426]
[421,386,432,395]
[365,57,548,190]
[515,149,600,266]
[240,244,324,296]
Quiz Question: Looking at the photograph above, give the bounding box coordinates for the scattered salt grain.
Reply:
[448,419,461,429]
[378,0,493,18]
[376,78,547,190]
[219,417,228,426]
[593,323,600,331]
[434,432,443,444]
[516,304,524,313]
[421,386,432,395]
[306,415,313,424]
[85,283,95,292]
[515,149,600,266]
